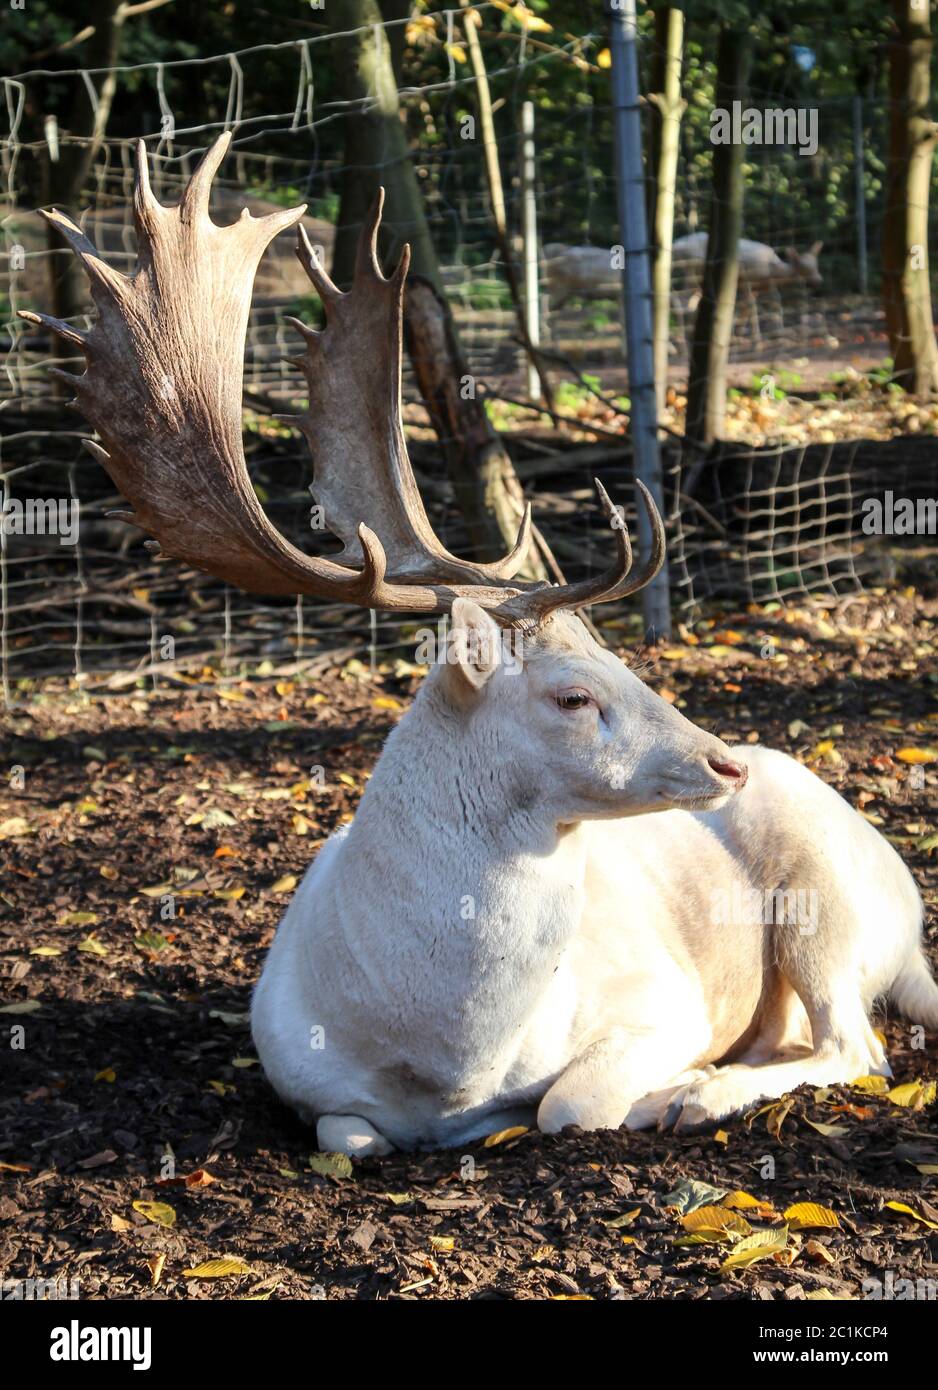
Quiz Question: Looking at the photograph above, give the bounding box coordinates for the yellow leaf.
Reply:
[132,1200,176,1228]
[308,1152,354,1180]
[271,874,297,894]
[231,1056,259,1068]
[99,865,119,881]
[183,1257,252,1278]
[806,1288,838,1300]
[445,42,467,63]
[851,1074,890,1093]
[722,1190,761,1209]
[373,696,403,711]
[604,1208,641,1230]
[483,1125,528,1147]
[683,1205,751,1237]
[430,1235,455,1252]
[710,629,745,645]
[147,1253,166,1287]
[720,1226,790,1273]
[783,1202,840,1231]
[0,816,33,840]
[714,1129,729,1145]
[383,1192,415,1206]
[887,1080,936,1109]
[337,773,357,788]
[596,47,611,67]
[217,688,248,702]
[94,1066,116,1083]
[30,946,61,957]
[141,883,173,898]
[213,885,246,901]
[78,935,109,957]
[896,747,937,764]
[60,911,99,927]
[884,1200,938,1231]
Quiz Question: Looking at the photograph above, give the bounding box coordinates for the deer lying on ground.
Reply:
[27,135,936,1156]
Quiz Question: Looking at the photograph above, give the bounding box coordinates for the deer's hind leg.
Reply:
[663,911,889,1132]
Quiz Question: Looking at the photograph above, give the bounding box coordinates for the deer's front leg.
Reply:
[537,1026,705,1134]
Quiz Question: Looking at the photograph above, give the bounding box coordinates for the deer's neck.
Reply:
[338,681,587,968]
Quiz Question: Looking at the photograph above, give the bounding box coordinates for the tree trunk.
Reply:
[647,5,686,417]
[404,279,534,568]
[457,0,555,411]
[326,0,545,574]
[43,0,130,325]
[684,26,751,452]
[883,0,938,396]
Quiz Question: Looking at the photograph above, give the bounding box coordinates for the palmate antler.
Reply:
[20,131,665,625]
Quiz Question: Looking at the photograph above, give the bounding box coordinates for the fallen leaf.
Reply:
[896,747,937,764]
[308,1152,354,1180]
[884,1200,938,1231]
[147,1253,166,1287]
[132,1200,176,1228]
[183,1257,252,1278]
[784,1202,840,1231]
[483,1126,528,1147]
[721,1225,790,1273]
[683,1205,751,1238]
[271,874,297,894]
[78,935,109,957]
[851,1074,890,1094]
[0,817,33,840]
[663,1178,728,1215]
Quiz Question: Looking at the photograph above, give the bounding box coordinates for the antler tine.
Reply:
[179,129,232,222]
[499,479,665,626]
[289,187,535,588]
[355,187,386,281]
[605,479,666,600]
[296,223,343,308]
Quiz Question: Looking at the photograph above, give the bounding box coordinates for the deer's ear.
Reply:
[809,240,823,256]
[443,599,504,697]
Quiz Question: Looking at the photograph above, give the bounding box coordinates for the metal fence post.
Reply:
[607,0,672,639]
[852,94,869,297]
[520,100,542,400]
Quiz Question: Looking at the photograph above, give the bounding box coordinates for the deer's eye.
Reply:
[556,690,592,711]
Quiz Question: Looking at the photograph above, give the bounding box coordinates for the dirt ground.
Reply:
[1,587,937,1302]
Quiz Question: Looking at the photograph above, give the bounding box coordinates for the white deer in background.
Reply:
[28,136,935,1157]
[671,231,823,342]
[544,235,823,345]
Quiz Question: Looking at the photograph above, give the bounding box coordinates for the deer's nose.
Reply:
[707,755,748,787]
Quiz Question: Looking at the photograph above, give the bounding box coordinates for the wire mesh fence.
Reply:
[1,7,934,700]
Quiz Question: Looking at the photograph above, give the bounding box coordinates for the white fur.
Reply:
[251,604,935,1152]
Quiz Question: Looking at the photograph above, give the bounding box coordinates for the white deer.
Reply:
[29,137,935,1158]
[670,232,823,293]
[543,235,822,311]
